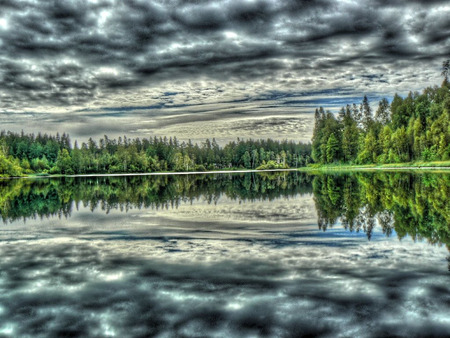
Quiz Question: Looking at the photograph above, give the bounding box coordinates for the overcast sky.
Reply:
[0,0,449,144]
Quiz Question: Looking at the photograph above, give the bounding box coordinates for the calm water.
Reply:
[0,172,449,337]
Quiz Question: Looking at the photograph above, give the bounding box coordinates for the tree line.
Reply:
[0,130,312,176]
[312,75,450,164]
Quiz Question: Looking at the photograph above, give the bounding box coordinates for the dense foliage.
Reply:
[0,131,311,176]
[312,82,450,164]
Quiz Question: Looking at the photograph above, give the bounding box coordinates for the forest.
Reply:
[312,79,450,164]
[0,131,312,177]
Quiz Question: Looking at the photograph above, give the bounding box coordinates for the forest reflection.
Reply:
[313,172,449,248]
[1,171,449,248]
[0,172,313,222]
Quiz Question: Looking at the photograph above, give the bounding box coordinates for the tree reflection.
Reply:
[1,171,448,248]
[312,172,450,247]
[0,172,312,223]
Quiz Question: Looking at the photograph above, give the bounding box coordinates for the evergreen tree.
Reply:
[53,149,74,175]
[442,59,449,84]
[341,108,359,163]
[326,133,339,163]
[360,95,373,131]
[375,98,390,124]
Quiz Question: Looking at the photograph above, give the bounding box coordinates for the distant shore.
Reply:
[2,168,296,179]
[59,168,299,177]
[1,164,447,179]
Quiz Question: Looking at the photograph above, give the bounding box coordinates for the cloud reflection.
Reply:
[1,172,449,336]
[0,237,448,337]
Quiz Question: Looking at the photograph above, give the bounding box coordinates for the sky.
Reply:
[0,0,449,145]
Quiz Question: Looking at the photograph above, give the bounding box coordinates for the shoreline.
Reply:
[63,168,299,177]
[2,165,450,179]
[301,166,450,171]
[3,168,298,179]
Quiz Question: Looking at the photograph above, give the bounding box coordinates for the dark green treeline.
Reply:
[0,132,311,177]
[312,82,450,164]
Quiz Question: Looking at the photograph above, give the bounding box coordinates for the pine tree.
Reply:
[326,133,339,163]
[342,115,359,163]
[360,95,373,131]
[375,98,390,124]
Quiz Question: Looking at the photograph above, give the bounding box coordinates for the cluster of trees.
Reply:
[0,131,312,176]
[0,131,71,177]
[313,172,449,248]
[312,82,450,164]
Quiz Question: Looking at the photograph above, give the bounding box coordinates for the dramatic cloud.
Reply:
[0,0,449,142]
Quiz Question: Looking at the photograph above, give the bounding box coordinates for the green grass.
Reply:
[7,161,450,179]
[301,161,450,172]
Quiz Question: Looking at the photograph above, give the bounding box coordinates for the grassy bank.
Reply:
[302,161,450,172]
[3,161,450,179]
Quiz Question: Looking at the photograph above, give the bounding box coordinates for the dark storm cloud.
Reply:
[0,0,449,142]
[0,0,449,110]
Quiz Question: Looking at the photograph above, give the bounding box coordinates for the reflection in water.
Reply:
[312,172,450,247]
[0,172,313,223]
[1,172,448,247]
[0,172,449,337]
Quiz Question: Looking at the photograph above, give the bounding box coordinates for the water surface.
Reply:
[0,172,449,337]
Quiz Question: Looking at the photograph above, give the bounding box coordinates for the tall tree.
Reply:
[442,59,449,85]
[326,133,339,163]
[375,98,390,124]
[342,114,359,163]
[360,95,373,131]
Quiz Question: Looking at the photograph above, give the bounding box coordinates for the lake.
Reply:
[0,171,449,337]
